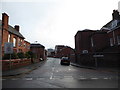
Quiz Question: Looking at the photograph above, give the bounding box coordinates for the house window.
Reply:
[110,38,113,46]
[8,34,11,42]
[24,43,26,48]
[13,37,17,47]
[82,50,88,54]
[117,35,120,45]
[18,38,20,46]
[27,45,30,49]
[19,39,23,47]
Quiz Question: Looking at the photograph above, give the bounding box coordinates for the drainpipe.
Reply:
[0,27,2,60]
[113,30,116,45]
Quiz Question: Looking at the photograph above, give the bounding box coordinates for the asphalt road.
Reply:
[2,58,118,88]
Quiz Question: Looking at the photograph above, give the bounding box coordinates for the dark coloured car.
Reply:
[60,57,70,65]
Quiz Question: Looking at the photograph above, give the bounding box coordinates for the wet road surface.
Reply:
[2,58,118,88]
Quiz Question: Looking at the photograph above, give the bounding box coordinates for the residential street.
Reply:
[2,58,118,88]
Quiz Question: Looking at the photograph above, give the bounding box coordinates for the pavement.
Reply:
[70,62,119,73]
[2,60,46,77]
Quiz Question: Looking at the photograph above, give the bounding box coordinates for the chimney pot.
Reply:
[14,25,20,32]
[2,13,9,29]
[112,10,120,20]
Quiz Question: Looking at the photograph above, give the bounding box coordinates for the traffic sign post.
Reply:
[4,43,13,69]
[0,28,2,60]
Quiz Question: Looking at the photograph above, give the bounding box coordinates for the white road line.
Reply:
[79,78,86,80]
[91,78,98,80]
[2,79,6,80]
[64,76,73,78]
[103,77,109,79]
[36,78,45,80]
[11,78,19,80]
[52,67,55,71]
[103,77,112,80]
[25,78,33,80]
[50,73,53,79]
[56,70,59,72]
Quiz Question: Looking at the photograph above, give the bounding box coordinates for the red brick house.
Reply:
[59,46,74,58]
[55,45,65,58]
[73,10,120,67]
[75,29,96,55]
[90,31,109,52]
[100,10,120,52]
[1,13,30,56]
[30,43,46,62]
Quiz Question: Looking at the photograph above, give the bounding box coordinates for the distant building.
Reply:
[47,48,55,57]
[55,45,65,58]
[0,13,30,57]
[54,45,74,58]
[59,46,74,58]
[30,43,46,62]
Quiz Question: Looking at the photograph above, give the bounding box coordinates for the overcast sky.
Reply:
[0,0,119,49]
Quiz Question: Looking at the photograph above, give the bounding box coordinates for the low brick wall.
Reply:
[1,58,32,71]
[75,53,119,67]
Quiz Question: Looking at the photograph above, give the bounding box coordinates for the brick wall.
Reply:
[1,58,31,71]
[75,30,96,54]
[91,32,110,52]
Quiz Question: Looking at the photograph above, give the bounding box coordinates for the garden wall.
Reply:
[1,58,32,71]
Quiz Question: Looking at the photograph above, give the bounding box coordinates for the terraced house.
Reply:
[0,13,30,56]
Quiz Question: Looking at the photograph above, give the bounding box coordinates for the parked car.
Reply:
[60,57,70,65]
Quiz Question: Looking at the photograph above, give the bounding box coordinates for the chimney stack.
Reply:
[112,10,120,20]
[14,25,20,32]
[2,13,9,30]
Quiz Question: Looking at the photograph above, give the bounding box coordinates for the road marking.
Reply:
[50,73,53,79]
[52,67,55,71]
[25,78,33,80]
[36,78,45,80]
[91,78,98,80]
[79,78,86,80]
[103,77,112,80]
[11,78,19,80]
[2,79,6,80]
[56,70,59,72]
[64,76,73,78]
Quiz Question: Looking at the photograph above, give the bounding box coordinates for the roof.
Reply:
[101,19,120,31]
[8,25,25,39]
[0,20,25,39]
[75,29,97,37]
[90,30,107,37]
[30,43,45,48]
[107,25,120,33]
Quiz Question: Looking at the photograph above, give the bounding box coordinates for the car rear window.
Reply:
[62,57,68,60]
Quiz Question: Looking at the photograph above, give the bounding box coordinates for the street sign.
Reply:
[4,43,13,54]
[93,55,104,58]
